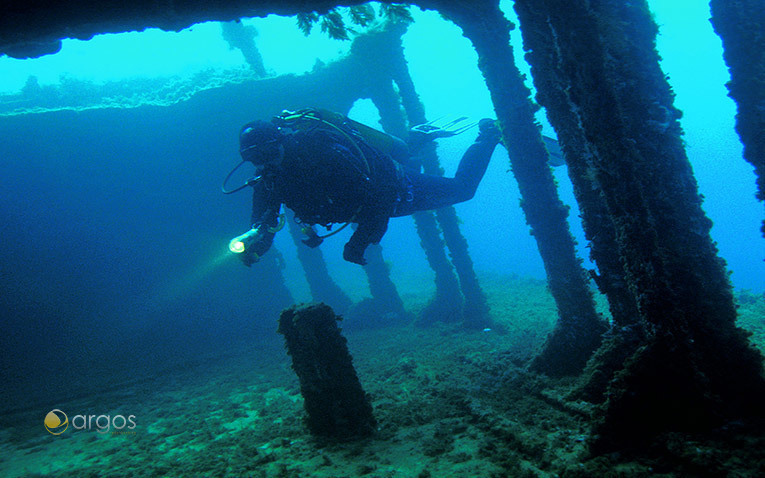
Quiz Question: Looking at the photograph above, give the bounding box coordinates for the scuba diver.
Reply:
[224,108,502,266]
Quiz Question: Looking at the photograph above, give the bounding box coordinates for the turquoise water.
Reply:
[1,2,760,289]
[0,2,763,476]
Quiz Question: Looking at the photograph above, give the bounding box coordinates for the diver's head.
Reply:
[239,120,284,167]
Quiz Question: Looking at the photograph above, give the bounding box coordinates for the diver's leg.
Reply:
[393,174,460,216]
[393,119,501,217]
[452,125,500,199]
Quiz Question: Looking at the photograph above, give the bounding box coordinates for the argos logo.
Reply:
[44,409,137,435]
[44,409,69,435]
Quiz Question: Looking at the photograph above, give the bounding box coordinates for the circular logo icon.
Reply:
[44,409,69,435]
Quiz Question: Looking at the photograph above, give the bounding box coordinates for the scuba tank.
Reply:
[272,108,377,240]
[273,108,411,170]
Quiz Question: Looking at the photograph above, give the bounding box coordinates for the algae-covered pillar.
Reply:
[277,303,376,439]
[511,2,639,331]
[512,0,642,401]
[428,0,606,373]
[512,0,765,449]
[361,243,411,323]
[368,83,464,324]
[382,24,493,330]
[220,21,267,78]
[285,210,353,314]
[709,0,765,237]
[350,25,465,325]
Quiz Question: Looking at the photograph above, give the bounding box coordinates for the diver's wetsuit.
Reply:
[249,118,500,265]
[392,138,498,217]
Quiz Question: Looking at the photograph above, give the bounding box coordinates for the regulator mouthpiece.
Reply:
[229,228,259,254]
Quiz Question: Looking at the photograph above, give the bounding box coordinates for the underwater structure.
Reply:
[512,0,645,396]
[430,0,608,375]
[221,20,268,78]
[509,0,765,449]
[350,23,493,329]
[277,303,376,438]
[3,0,765,461]
[709,0,765,237]
[285,209,353,314]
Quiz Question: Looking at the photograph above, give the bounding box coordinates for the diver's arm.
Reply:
[343,213,389,266]
[241,180,280,266]
[250,180,280,228]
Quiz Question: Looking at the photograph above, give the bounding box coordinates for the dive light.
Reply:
[229,227,260,254]
[228,215,286,255]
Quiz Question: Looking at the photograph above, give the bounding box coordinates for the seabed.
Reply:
[2,273,764,477]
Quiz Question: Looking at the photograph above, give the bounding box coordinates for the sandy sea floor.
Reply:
[2,273,764,477]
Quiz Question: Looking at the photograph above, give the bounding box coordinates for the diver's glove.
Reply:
[238,229,272,267]
[477,118,501,145]
[240,251,258,267]
[343,242,368,266]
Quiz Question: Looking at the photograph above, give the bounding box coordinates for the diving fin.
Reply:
[410,115,478,140]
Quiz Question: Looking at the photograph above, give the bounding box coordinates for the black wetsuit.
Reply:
[249,121,499,265]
